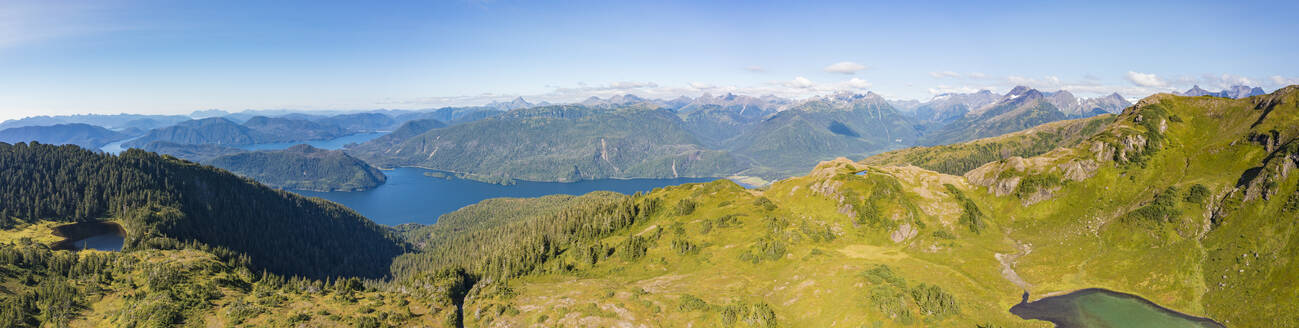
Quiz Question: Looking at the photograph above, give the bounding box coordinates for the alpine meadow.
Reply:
[1,1,1297,327]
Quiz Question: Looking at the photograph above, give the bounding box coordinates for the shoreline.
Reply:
[372,165,735,185]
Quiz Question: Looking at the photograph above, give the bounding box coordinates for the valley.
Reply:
[3,2,1294,326]
[2,87,1297,327]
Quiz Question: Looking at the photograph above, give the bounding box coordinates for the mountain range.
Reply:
[344,87,1120,183]
[0,123,129,149]
[0,84,1266,185]
[1178,85,1267,98]
[346,104,742,183]
[919,86,1070,146]
[4,86,1296,327]
[123,117,349,147]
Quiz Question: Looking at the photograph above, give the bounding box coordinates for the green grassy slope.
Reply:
[422,86,1299,327]
[5,87,1299,327]
[864,114,1115,175]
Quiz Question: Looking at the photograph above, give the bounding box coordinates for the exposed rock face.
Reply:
[1116,134,1148,162]
[808,158,861,219]
[1060,159,1099,181]
[1091,141,1115,162]
[890,223,917,243]
[1239,142,1299,202]
[1020,186,1059,206]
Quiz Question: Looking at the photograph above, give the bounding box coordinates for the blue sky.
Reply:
[1,0,1297,120]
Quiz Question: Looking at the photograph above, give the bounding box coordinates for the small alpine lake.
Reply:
[1011,288,1225,328]
[293,167,715,226]
[51,221,126,252]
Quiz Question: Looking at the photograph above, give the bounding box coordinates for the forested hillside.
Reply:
[4,87,1299,327]
[206,144,387,191]
[140,141,245,162]
[0,142,405,279]
[348,105,742,183]
[124,116,350,147]
[727,93,919,178]
[395,86,1299,327]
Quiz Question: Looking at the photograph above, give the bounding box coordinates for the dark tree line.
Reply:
[389,191,658,281]
[0,142,407,279]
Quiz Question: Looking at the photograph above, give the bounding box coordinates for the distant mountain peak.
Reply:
[1007,86,1033,97]
[1178,85,1265,99]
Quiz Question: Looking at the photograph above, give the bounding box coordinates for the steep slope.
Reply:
[1078,92,1132,115]
[1044,91,1132,117]
[0,123,128,149]
[956,85,1299,326]
[0,142,406,279]
[727,93,918,179]
[911,90,1000,124]
[349,105,742,183]
[206,144,387,191]
[675,93,783,147]
[920,86,1068,146]
[864,114,1115,175]
[386,86,1299,327]
[6,87,1299,327]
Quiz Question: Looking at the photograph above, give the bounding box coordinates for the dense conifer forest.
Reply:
[0,142,406,279]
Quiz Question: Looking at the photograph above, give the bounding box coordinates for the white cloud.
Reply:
[1126,71,1167,87]
[842,77,871,90]
[927,85,982,95]
[1272,75,1299,86]
[1200,73,1257,89]
[608,81,658,89]
[783,76,815,89]
[967,72,988,79]
[688,82,714,90]
[823,61,867,74]
[929,71,961,78]
[744,66,766,73]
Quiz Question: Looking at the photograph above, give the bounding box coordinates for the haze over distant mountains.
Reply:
[0,84,1279,185]
[1177,85,1267,98]
[0,123,128,149]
